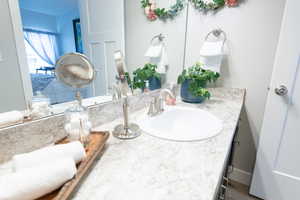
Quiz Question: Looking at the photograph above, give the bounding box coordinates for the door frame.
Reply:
[78,0,126,96]
[250,0,300,198]
[7,0,33,109]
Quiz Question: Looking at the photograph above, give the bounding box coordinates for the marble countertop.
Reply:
[71,88,245,200]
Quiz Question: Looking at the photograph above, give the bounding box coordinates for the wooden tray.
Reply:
[37,131,109,200]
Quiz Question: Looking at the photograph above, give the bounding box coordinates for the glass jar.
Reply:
[31,91,50,118]
[64,103,92,145]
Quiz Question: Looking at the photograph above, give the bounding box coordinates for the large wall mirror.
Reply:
[18,0,124,106]
[0,0,187,128]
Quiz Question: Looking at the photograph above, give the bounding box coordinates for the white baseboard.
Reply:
[229,167,252,186]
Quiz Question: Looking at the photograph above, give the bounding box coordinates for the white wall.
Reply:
[185,0,286,174]
[125,0,187,83]
[126,0,286,177]
[0,0,28,112]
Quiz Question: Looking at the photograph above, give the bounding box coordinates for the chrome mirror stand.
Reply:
[112,96,141,139]
[112,50,141,140]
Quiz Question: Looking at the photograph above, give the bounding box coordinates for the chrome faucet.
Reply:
[148,89,175,116]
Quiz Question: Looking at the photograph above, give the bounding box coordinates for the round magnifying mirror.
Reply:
[114,50,132,96]
[55,53,95,89]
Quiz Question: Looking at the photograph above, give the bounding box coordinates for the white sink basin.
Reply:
[137,106,223,142]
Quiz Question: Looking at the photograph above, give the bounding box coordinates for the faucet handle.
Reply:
[147,97,156,116]
[157,96,164,113]
[160,87,176,106]
[168,82,178,98]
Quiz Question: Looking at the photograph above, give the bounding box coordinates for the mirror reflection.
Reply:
[18,0,122,106]
[0,0,187,128]
[0,0,127,127]
[20,0,87,103]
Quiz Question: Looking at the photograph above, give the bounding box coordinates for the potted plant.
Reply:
[132,63,161,91]
[177,62,220,103]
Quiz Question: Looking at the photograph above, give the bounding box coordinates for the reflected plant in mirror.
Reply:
[132,63,162,92]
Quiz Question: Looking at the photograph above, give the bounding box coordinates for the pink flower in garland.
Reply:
[147,10,157,21]
[226,0,238,7]
[145,6,150,15]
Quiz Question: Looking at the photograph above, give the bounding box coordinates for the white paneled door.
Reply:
[250,0,300,199]
[79,0,125,96]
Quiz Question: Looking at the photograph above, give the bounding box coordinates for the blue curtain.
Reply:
[24,30,59,66]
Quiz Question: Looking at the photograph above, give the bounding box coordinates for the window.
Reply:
[24,39,49,73]
[23,30,58,74]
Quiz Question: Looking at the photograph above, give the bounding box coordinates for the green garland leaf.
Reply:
[141,0,186,20]
[191,0,225,10]
[141,0,149,8]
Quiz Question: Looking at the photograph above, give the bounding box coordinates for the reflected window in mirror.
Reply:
[23,30,58,75]
[18,0,90,105]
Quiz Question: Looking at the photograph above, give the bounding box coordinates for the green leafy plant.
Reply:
[177,62,220,99]
[132,63,161,89]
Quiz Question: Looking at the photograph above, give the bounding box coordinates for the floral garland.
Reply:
[141,0,238,21]
[190,0,238,11]
[141,0,186,21]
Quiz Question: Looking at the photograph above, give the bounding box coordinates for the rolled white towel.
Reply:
[0,157,76,200]
[12,141,86,171]
[0,111,24,127]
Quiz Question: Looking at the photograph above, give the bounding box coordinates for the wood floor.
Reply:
[226,180,262,200]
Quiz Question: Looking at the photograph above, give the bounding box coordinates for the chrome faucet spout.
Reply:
[157,89,174,113]
[147,88,176,117]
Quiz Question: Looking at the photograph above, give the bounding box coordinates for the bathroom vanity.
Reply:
[0,88,244,200]
[69,88,245,200]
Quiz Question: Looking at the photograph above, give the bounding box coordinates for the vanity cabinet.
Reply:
[216,124,240,200]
